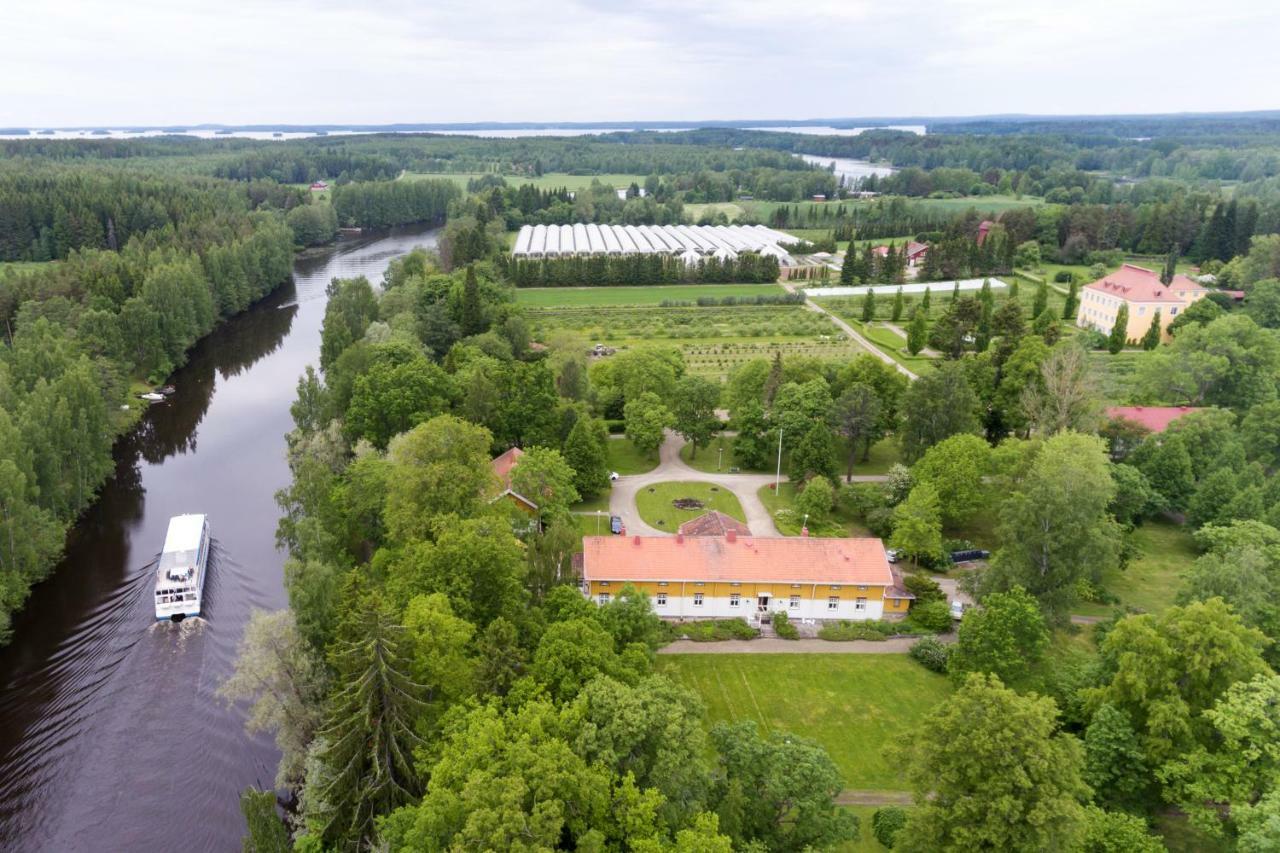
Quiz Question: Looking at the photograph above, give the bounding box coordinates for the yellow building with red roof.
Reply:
[1076,263,1209,342]
[581,531,912,622]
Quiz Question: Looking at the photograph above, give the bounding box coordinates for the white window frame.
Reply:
[789,595,800,609]
[729,593,740,608]
[693,592,704,607]
[656,592,667,607]
[855,597,867,612]
[598,593,611,605]
[827,596,839,611]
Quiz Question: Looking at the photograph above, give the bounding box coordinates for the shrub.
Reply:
[872,806,908,848]
[772,610,799,640]
[1053,270,1075,283]
[674,619,759,642]
[904,600,953,633]
[909,636,951,673]
[865,507,896,539]
[818,620,897,641]
[902,573,945,605]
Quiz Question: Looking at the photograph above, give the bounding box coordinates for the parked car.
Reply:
[950,600,966,621]
[609,515,623,534]
[609,471,620,481]
[885,548,900,564]
[949,548,990,564]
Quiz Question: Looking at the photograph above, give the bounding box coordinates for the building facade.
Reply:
[581,531,911,623]
[1076,263,1209,342]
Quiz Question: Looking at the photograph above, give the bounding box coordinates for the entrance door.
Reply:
[757,595,770,613]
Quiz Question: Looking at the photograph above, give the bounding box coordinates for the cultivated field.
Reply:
[514,283,786,307]
[659,654,951,789]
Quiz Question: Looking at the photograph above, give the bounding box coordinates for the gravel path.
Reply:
[783,282,918,380]
[607,432,889,537]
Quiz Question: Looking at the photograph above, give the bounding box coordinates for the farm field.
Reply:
[400,171,646,191]
[659,654,951,789]
[688,194,1045,226]
[635,481,745,531]
[1087,349,1145,403]
[514,283,786,307]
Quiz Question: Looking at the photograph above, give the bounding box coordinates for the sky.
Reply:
[1,0,1277,127]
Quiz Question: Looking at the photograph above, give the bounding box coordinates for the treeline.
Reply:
[0,165,303,261]
[0,203,294,643]
[329,178,458,229]
[507,252,781,287]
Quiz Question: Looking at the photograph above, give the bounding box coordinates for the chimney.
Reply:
[676,533,684,544]
[726,529,737,543]
[633,535,641,546]
[801,526,809,537]
[620,523,626,537]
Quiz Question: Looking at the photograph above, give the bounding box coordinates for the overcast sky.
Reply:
[2,0,1276,126]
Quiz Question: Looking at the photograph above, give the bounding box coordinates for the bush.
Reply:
[872,806,908,848]
[865,507,896,539]
[909,636,951,673]
[902,573,945,605]
[1053,270,1075,283]
[818,620,897,641]
[904,600,953,633]
[772,610,799,640]
[673,619,759,642]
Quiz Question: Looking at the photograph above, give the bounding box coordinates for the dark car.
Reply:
[610,515,623,535]
[949,548,990,564]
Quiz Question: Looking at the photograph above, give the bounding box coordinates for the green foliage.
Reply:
[872,806,908,848]
[789,422,840,484]
[1137,314,1280,409]
[1083,703,1150,811]
[624,391,673,457]
[1141,309,1162,350]
[562,417,610,497]
[383,415,494,543]
[596,583,666,652]
[672,619,760,642]
[1079,806,1164,853]
[895,673,1089,853]
[795,475,836,521]
[711,720,858,851]
[906,305,928,356]
[1107,303,1129,353]
[286,202,338,247]
[947,586,1048,685]
[905,599,953,634]
[771,609,799,639]
[912,433,991,526]
[890,483,944,568]
[320,277,378,372]
[898,362,979,463]
[510,445,581,521]
[829,381,883,481]
[817,619,898,641]
[903,573,945,605]
[344,355,455,449]
[909,635,952,673]
[672,374,720,458]
[240,788,291,853]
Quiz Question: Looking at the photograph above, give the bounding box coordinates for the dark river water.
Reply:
[0,225,439,852]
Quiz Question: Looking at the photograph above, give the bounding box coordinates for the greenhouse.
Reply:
[512,223,797,261]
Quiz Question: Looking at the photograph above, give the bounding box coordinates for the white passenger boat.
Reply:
[154,514,210,621]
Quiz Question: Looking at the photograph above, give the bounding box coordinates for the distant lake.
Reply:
[798,154,897,184]
[0,124,928,141]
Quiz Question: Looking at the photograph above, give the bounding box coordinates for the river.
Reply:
[798,153,896,185]
[0,224,440,852]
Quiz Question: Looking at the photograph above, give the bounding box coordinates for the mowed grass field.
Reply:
[1074,521,1198,618]
[660,654,951,789]
[514,284,787,307]
[400,171,646,191]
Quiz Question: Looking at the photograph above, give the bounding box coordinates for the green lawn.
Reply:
[635,481,745,531]
[514,284,786,308]
[1074,521,1197,618]
[1087,349,1147,404]
[834,806,897,852]
[1154,812,1232,853]
[852,438,902,476]
[758,482,871,537]
[570,492,611,514]
[844,319,936,375]
[679,435,772,474]
[606,436,658,475]
[659,654,952,789]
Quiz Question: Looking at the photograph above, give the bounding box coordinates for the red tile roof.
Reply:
[887,567,916,600]
[582,534,895,586]
[1083,264,1208,304]
[677,511,752,538]
[905,241,928,258]
[491,447,524,488]
[1105,405,1203,433]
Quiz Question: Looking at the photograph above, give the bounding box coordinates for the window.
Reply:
[855,597,867,612]
[656,592,667,607]
[789,595,800,609]
[829,585,841,591]
[1138,306,1146,315]
[890,598,900,606]
[857,584,868,591]
[729,593,741,607]
[598,593,611,605]
[599,581,609,586]
[693,593,704,607]
[658,581,668,587]
[827,596,839,611]
[1170,307,1178,315]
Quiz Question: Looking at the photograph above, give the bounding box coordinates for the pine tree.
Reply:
[863,243,877,283]
[1141,310,1162,350]
[307,591,427,850]
[1032,280,1048,318]
[907,306,929,356]
[922,287,932,313]
[891,287,905,322]
[861,288,877,322]
[840,247,857,285]
[1107,304,1129,354]
[1062,280,1079,320]
[460,265,483,336]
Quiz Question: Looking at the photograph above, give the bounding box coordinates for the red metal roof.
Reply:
[905,241,928,258]
[677,511,752,538]
[1105,406,1203,433]
[491,447,524,488]
[1083,264,1208,304]
[582,534,895,586]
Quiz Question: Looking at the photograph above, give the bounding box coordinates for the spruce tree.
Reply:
[1141,310,1162,350]
[308,591,427,850]
[863,244,877,283]
[1033,280,1048,318]
[907,306,929,356]
[1107,304,1129,354]
[563,418,610,497]
[892,287,905,322]
[952,281,961,303]
[1009,279,1020,301]
[840,248,857,285]
[763,351,784,407]
[922,287,932,313]
[861,288,877,322]
[1062,280,1079,320]
[1161,247,1177,285]
[460,265,484,336]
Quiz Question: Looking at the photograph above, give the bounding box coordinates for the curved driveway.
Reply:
[608,432,888,537]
